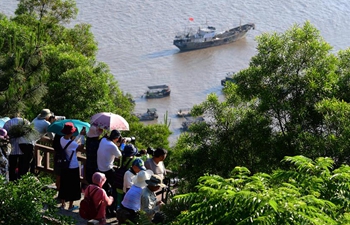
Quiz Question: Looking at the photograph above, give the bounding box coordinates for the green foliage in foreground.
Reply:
[168,156,350,225]
[0,174,73,225]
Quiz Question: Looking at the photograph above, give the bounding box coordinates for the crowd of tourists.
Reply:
[0,109,169,224]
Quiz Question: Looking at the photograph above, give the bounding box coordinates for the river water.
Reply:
[2,0,350,145]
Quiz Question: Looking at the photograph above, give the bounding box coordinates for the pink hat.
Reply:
[92,172,107,187]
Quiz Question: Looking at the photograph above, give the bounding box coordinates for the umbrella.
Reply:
[47,119,90,136]
[0,117,10,128]
[90,112,129,131]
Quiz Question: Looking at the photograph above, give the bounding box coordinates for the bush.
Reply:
[0,174,73,225]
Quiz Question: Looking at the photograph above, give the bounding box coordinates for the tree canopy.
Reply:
[170,21,350,191]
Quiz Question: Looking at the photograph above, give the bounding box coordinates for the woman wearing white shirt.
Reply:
[58,122,84,211]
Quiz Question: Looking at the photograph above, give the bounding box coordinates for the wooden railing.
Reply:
[34,136,88,184]
[35,136,177,197]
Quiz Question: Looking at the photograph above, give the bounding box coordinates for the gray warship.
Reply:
[173,23,255,51]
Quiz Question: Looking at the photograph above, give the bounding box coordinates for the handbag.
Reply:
[57,140,74,169]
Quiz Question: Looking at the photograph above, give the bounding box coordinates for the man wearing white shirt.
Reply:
[97,129,122,215]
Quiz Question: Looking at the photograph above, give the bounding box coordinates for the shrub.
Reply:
[0,174,73,225]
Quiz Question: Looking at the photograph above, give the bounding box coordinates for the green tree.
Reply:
[169,156,350,225]
[0,17,48,116]
[171,21,350,191]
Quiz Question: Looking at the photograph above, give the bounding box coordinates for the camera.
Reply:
[124,137,136,143]
[118,136,136,150]
[118,136,136,144]
[55,116,66,121]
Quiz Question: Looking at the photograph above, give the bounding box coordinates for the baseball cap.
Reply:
[132,158,146,171]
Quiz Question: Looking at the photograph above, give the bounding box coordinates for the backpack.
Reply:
[79,186,102,220]
[55,139,74,169]
[114,158,133,189]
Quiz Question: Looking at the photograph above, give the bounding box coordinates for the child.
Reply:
[84,172,114,224]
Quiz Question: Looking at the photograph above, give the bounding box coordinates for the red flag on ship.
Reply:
[189,17,194,21]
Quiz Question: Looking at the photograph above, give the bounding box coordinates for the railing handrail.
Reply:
[34,136,88,184]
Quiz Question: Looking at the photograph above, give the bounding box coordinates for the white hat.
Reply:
[132,170,154,188]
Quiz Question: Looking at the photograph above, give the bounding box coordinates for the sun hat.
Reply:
[37,109,52,119]
[0,128,9,140]
[132,158,146,171]
[146,174,166,188]
[86,125,103,138]
[61,122,77,135]
[123,144,138,157]
[132,170,154,188]
[108,129,121,140]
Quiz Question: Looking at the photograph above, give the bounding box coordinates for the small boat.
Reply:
[177,108,191,117]
[135,108,159,121]
[221,72,236,86]
[173,23,255,51]
[144,85,171,99]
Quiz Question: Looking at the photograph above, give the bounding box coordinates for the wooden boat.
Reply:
[173,23,255,51]
[144,85,170,99]
[177,108,191,117]
[135,108,159,121]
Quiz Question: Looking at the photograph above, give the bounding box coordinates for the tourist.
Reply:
[58,122,84,211]
[115,143,138,209]
[31,109,54,140]
[97,129,122,215]
[84,172,114,225]
[31,109,54,171]
[144,148,167,181]
[85,125,103,184]
[123,158,146,193]
[141,174,166,222]
[3,115,34,181]
[118,170,153,224]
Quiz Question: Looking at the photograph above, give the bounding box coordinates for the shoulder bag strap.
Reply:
[63,140,73,151]
[63,140,74,166]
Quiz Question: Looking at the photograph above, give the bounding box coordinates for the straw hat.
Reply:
[37,109,52,119]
